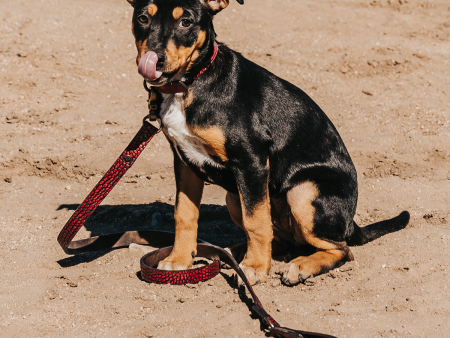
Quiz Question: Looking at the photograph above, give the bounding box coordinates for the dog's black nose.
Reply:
[156,52,166,69]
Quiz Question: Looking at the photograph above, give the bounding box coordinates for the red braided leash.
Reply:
[57,121,159,252]
[57,120,337,338]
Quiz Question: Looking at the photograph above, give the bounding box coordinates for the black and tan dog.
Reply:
[126,0,410,286]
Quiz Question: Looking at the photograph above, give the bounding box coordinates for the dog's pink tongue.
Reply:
[138,51,163,81]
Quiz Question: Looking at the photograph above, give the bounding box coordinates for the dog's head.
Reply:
[127,0,243,85]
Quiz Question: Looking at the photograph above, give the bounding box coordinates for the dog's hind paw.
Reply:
[281,262,311,286]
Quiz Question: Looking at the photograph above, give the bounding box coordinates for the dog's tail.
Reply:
[347,211,410,246]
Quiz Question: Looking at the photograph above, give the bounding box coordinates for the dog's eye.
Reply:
[179,19,192,28]
[138,15,148,24]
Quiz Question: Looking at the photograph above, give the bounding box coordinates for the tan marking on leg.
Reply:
[236,160,272,285]
[164,30,207,74]
[271,196,308,246]
[226,192,243,229]
[286,181,339,250]
[284,249,347,284]
[189,126,228,162]
[282,181,352,285]
[135,38,148,64]
[147,4,158,16]
[172,7,184,20]
[157,162,204,270]
[238,193,273,284]
[269,196,301,253]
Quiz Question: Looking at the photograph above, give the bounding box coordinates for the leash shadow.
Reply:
[220,272,270,333]
[56,202,246,267]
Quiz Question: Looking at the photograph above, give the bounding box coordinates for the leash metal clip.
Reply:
[264,316,275,329]
[143,115,162,134]
[143,80,162,133]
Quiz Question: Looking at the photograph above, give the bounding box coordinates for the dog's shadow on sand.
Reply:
[56,201,315,269]
[56,202,247,267]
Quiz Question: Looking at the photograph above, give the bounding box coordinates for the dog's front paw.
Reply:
[157,254,193,271]
[235,262,269,286]
[281,258,312,286]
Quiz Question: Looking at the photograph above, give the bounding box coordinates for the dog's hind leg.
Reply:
[281,181,353,286]
[226,192,244,229]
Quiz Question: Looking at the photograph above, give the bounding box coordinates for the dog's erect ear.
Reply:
[201,0,243,13]
[127,0,135,7]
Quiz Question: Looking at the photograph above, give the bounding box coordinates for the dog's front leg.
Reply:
[157,156,204,271]
[232,159,273,286]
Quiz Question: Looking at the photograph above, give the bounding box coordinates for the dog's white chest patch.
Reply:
[160,93,223,169]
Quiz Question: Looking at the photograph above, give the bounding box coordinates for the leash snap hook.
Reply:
[143,80,162,133]
[143,79,152,93]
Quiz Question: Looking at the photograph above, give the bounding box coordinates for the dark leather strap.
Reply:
[57,121,337,338]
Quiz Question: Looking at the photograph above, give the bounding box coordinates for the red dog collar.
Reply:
[155,41,219,94]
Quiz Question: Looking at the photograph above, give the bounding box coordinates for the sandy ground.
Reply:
[1,0,450,337]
